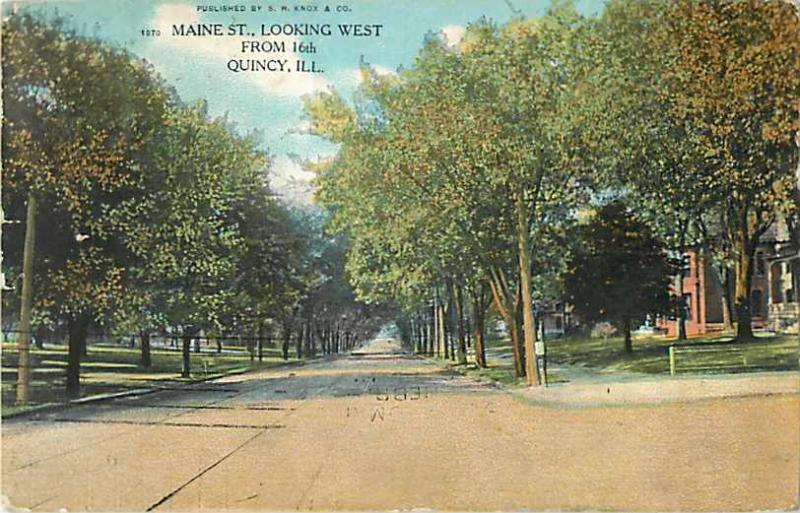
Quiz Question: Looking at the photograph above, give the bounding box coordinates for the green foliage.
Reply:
[307,5,594,323]
[2,14,171,326]
[565,201,674,335]
[111,103,267,333]
[588,0,799,337]
[1,13,330,343]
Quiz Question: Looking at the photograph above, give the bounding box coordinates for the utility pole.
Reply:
[16,193,36,405]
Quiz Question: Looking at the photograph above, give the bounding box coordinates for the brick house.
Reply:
[766,216,800,333]
[659,219,799,336]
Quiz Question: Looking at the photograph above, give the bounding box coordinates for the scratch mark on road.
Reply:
[145,428,270,511]
[129,404,293,411]
[234,493,259,503]
[38,418,286,430]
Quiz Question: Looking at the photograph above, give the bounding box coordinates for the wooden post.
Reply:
[16,194,36,405]
[669,345,676,376]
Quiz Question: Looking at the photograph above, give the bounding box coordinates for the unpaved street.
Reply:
[2,338,798,512]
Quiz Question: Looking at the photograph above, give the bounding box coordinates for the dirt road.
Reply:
[2,338,798,512]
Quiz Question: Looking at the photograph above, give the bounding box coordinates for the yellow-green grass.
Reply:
[480,332,798,378]
[1,342,297,416]
[546,333,798,374]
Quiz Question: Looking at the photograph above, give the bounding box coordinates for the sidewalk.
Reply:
[518,370,800,406]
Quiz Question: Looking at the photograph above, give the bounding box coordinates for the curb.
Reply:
[512,389,800,410]
[510,371,800,409]
[415,352,510,391]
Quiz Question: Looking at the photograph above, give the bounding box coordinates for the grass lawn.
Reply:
[546,332,799,375]
[1,341,297,416]
[450,331,799,387]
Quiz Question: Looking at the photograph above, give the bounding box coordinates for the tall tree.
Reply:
[2,14,170,397]
[115,103,261,378]
[592,0,800,340]
[565,202,674,352]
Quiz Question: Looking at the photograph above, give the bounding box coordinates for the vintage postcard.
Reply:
[1,0,798,511]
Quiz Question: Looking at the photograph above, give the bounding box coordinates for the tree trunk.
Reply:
[721,266,735,333]
[515,298,527,375]
[437,301,446,358]
[181,329,193,378]
[447,299,456,362]
[734,241,756,340]
[282,323,292,360]
[443,319,451,360]
[315,327,323,355]
[436,298,448,359]
[623,316,632,354]
[296,323,304,359]
[305,320,313,357]
[421,313,429,356]
[15,193,36,405]
[471,287,487,369]
[675,270,687,340]
[675,226,689,340]
[427,312,433,355]
[488,269,524,378]
[410,318,417,353]
[34,326,45,350]
[140,330,151,368]
[417,316,423,353]
[516,191,540,386]
[452,283,468,365]
[66,315,90,399]
[258,325,264,362]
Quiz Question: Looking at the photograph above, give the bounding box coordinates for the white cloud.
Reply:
[149,3,329,97]
[286,118,312,135]
[440,24,466,47]
[153,3,198,28]
[269,155,317,205]
[352,64,396,83]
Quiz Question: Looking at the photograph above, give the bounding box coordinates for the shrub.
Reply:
[590,322,617,340]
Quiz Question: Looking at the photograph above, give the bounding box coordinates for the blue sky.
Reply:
[10,0,606,203]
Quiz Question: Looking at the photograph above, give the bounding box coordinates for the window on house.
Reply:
[755,252,766,276]
[681,254,691,275]
[786,289,795,303]
[682,294,693,321]
[751,289,763,317]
